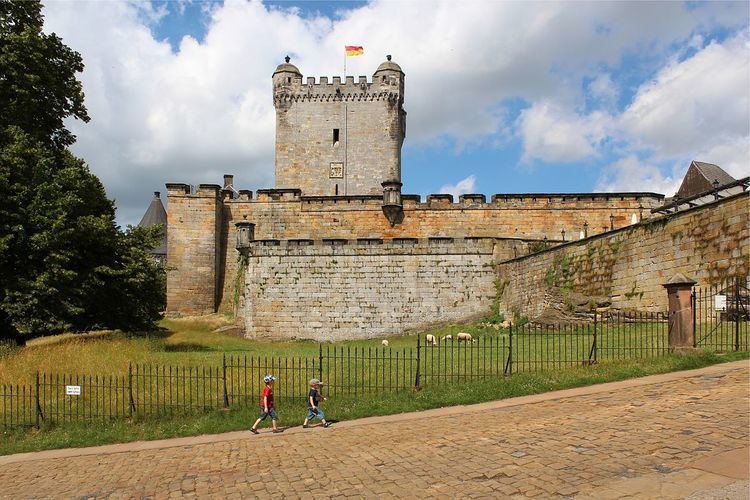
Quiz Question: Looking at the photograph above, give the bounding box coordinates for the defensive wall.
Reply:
[165,182,664,317]
[495,192,750,319]
[241,238,497,340]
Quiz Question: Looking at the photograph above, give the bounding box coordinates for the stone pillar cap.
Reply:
[662,273,697,288]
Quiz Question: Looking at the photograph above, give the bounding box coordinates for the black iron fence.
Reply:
[693,276,750,352]
[0,309,697,430]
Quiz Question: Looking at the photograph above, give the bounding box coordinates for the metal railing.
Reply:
[0,310,679,429]
[693,276,750,352]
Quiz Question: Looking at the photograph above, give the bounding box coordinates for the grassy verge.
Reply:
[2,350,746,456]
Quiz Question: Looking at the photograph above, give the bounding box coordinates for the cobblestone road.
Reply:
[1,361,748,499]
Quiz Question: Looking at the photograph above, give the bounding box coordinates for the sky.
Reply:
[41,0,750,227]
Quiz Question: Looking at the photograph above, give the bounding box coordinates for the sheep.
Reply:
[425,334,436,346]
[457,332,476,343]
[441,334,453,341]
[381,339,389,347]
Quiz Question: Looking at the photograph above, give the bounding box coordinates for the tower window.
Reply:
[333,128,340,145]
[287,77,291,83]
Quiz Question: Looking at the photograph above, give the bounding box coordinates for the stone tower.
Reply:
[273,55,406,196]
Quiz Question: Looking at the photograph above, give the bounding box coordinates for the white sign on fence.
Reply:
[714,294,727,312]
[65,385,81,396]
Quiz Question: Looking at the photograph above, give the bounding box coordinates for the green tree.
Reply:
[0,0,89,148]
[0,1,164,343]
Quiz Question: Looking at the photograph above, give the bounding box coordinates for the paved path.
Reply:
[1,361,748,499]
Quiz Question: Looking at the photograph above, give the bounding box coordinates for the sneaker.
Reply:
[250,428,259,435]
[302,424,308,429]
[272,429,283,433]
[324,422,331,428]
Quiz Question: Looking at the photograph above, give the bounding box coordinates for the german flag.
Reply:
[345,45,364,56]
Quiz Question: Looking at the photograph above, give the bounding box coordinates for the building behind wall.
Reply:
[162,56,707,340]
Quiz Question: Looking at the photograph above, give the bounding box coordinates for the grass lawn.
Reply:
[0,316,500,385]
[1,350,746,456]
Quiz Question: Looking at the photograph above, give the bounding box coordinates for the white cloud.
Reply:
[40,0,749,224]
[595,156,682,195]
[597,34,750,193]
[518,101,612,163]
[620,34,750,162]
[440,175,477,198]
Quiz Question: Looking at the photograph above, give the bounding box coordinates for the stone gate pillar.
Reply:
[662,273,697,352]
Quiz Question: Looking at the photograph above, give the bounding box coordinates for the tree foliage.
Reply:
[0,1,165,342]
[0,0,89,148]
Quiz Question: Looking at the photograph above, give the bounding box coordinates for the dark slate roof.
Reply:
[675,161,736,199]
[138,192,167,256]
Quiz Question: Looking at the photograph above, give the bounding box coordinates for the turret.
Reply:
[373,54,404,97]
[272,55,302,95]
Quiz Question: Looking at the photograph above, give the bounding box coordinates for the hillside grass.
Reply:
[1,351,746,456]
[0,316,499,385]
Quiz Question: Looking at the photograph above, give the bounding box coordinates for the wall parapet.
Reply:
[499,191,749,265]
[243,236,498,258]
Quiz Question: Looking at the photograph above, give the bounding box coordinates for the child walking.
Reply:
[303,378,331,428]
[250,374,282,434]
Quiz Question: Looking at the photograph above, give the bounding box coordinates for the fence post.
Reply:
[35,371,42,428]
[589,311,598,364]
[318,344,323,383]
[414,336,421,389]
[663,274,697,352]
[222,354,229,409]
[735,276,741,351]
[128,362,135,417]
[505,324,513,376]
[691,287,697,348]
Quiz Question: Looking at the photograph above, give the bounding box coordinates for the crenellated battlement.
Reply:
[166,178,664,211]
[273,74,402,104]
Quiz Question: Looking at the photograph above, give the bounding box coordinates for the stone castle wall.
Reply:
[165,184,664,316]
[495,193,749,319]
[165,184,222,315]
[241,238,497,340]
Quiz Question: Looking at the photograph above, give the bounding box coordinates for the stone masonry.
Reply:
[163,56,738,341]
[242,238,496,340]
[496,192,750,319]
[273,57,404,196]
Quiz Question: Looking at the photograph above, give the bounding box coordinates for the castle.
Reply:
[159,56,748,340]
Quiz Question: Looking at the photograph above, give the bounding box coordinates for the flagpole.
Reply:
[343,48,346,78]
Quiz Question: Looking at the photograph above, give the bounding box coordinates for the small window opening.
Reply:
[333,128,340,145]
[287,77,291,83]
[335,184,339,195]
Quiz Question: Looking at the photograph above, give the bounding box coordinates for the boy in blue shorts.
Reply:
[302,379,331,428]
[250,374,282,434]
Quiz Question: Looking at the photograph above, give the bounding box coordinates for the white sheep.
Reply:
[381,339,389,347]
[425,334,436,346]
[457,332,476,343]
[441,334,453,341]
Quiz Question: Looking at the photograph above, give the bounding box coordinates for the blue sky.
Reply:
[41,1,750,225]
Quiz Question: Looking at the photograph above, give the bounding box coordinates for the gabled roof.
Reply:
[675,161,736,199]
[138,192,167,255]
